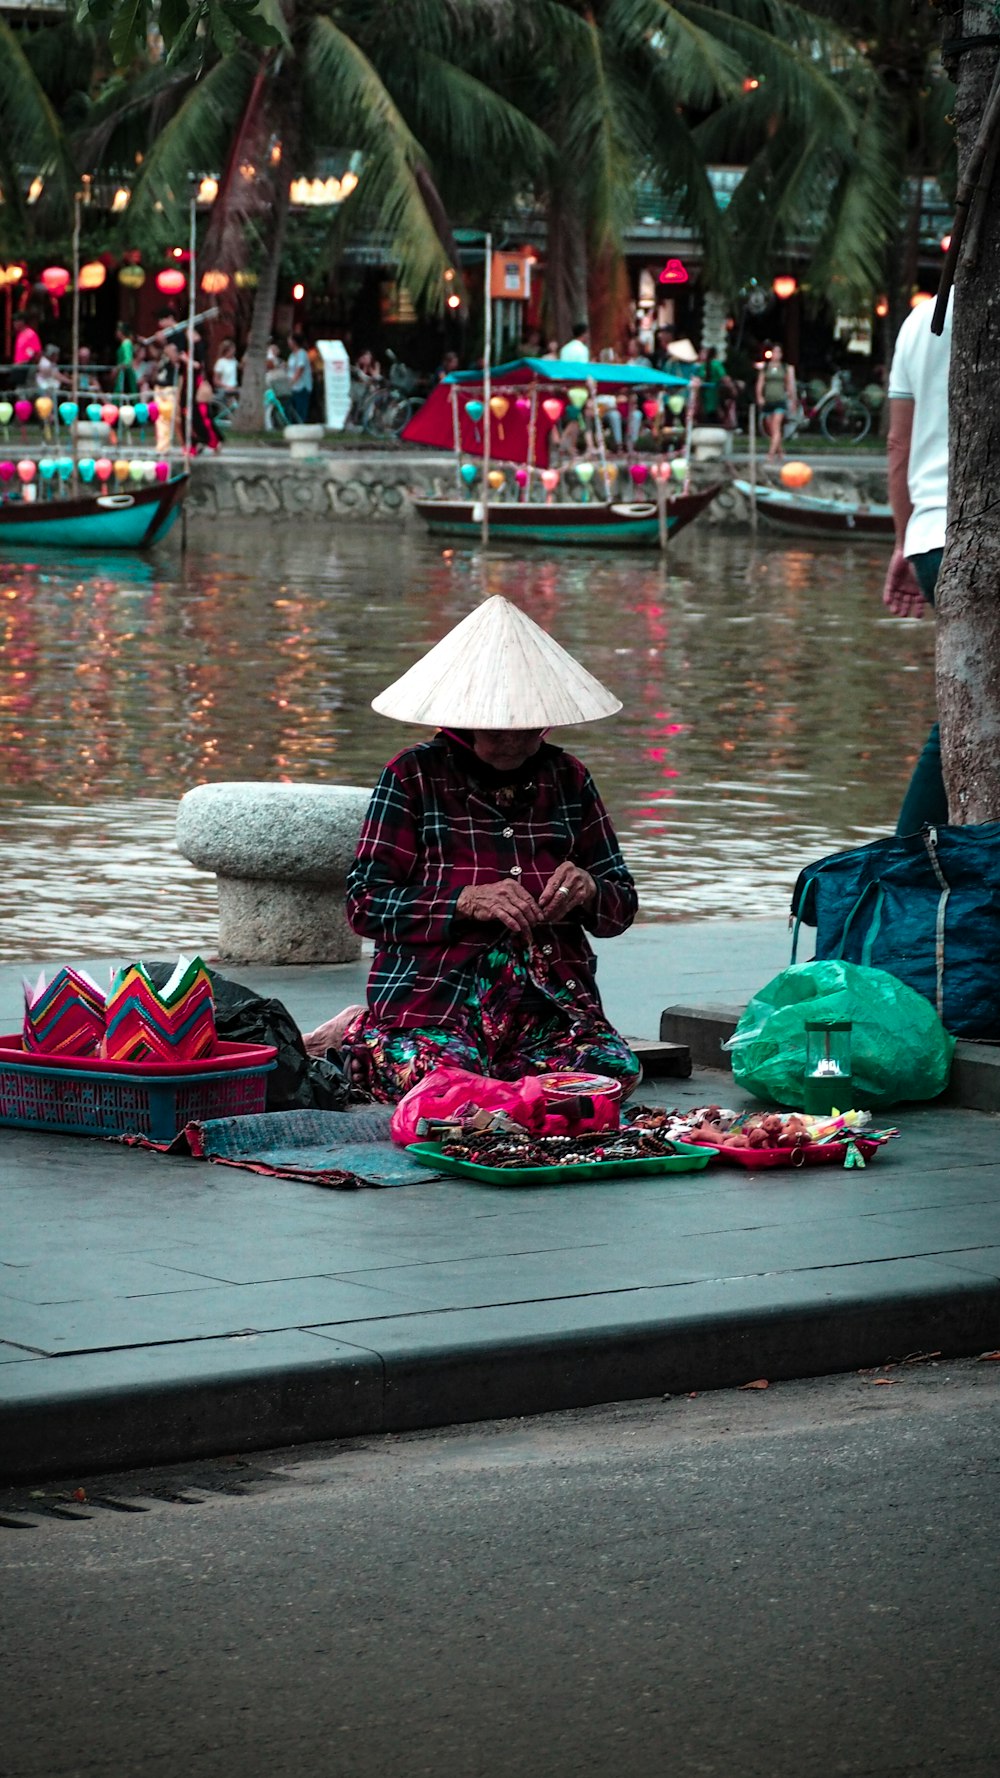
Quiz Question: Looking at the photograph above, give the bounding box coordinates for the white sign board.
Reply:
[317,339,352,431]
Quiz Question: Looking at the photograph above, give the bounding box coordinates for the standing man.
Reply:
[13,316,41,372]
[287,330,313,422]
[886,293,952,833]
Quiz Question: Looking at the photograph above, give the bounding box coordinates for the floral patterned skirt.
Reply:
[342,944,639,1104]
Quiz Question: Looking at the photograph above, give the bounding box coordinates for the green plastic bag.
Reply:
[724,960,955,1108]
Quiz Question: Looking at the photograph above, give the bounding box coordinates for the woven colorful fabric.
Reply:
[23,967,106,1057]
[101,956,216,1062]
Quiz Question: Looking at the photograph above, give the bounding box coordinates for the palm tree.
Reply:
[80,0,550,430]
[456,0,901,344]
[0,13,76,260]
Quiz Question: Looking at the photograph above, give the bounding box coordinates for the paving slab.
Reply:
[1,921,998,1481]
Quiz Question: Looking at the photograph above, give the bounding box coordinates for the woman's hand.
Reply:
[538,862,597,920]
[456,880,542,940]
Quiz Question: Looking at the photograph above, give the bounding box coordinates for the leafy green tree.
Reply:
[0,15,76,258]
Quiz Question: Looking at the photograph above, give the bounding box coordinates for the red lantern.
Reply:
[156,268,187,295]
[40,267,71,297]
[658,258,688,285]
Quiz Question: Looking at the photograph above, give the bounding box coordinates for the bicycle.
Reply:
[783,371,872,446]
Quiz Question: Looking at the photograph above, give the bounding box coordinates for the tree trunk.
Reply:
[231,171,291,434]
[936,5,1000,820]
[544,184,588,346]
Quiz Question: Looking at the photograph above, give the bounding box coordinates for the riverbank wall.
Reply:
[186,447,889,528]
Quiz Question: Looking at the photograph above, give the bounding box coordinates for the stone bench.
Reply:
[176,780,371,964]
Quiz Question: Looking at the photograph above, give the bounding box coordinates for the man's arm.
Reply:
[887,396,914,549]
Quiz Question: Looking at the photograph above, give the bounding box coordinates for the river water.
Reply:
[0,516,933,961]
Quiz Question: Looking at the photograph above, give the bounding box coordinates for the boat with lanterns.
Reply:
[0,393,188,551]
[404,358,722,548]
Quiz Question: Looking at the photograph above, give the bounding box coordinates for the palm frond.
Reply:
[0,17,74,231]
[126,51,261,236]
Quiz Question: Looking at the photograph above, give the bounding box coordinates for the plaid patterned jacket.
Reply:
[346,734,638,1031]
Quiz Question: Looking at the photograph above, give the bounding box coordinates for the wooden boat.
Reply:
[404,355,722,549]
[413,485,720,547]
[0,474,188,551]
[733,479,894,540]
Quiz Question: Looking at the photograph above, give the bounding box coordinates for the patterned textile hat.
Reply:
[371,595,622,728]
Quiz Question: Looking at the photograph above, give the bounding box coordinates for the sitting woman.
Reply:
[304,596,640,1102]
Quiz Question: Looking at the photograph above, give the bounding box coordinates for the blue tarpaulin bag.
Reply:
[790,822,1000,1038]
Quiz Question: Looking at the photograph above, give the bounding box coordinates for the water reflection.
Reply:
[0,520,933,959]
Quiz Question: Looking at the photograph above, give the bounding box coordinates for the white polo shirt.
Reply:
[887,296,952,557]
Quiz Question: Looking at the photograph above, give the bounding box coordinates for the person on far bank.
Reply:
[755,343,797,460]
[287,331,313,423]
[558,324,590,362]
[886,292,952,834]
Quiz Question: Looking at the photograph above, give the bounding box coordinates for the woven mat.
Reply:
[123,1105,443,1189]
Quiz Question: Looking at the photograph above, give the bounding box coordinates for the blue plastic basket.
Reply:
[0,1039,276,1142]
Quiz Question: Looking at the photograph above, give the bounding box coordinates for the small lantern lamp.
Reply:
[803,1020,853,1116]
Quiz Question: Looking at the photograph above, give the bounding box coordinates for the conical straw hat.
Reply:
[371,596,622,728]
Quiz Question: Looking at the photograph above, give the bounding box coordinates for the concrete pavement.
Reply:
[2,917,998,1481]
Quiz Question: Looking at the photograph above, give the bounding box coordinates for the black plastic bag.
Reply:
[145,963,352,1112]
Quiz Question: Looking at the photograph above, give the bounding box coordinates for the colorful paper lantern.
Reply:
[540,468,560,491]
[575,462,595,483]
[671,457,688,482]
[58,401,78,425]
[129,459,145,481]
[667,393,686,416]
[568,387,588,410]
[101,404,119,426]
[39,459,57,480]
[118,265,146,289]
[154,461,171,483]
[113,459,130,483]
[35,397,53,421]
[147,402,160,423]
[542,398,564,423]
[658,258,688,285]
[201,270,230,294]
[40,266,71,297]
[86,403,102,423]
[629,463,649,485]
[0,403,11,426]
[603,463,617,482]
[514,467,529,487]
[94,457,113,482]
[16,459,36,482]
[14,400,32,424]
[134,402,149,426]
[464,400,484,423]
[772,275,798,300]
[119,406,136,429]
[489,396,509,421]
[460,463,477,485]
[77,458,96,482]
[487,469,505,489]
[78,261,107,291]
[780,460,813,490]
[642,398,660,420]
[156,267,186,295]
[514,397,532,415]
[0,461,15,482]
[143,460,158,482]
[56,457,73,480]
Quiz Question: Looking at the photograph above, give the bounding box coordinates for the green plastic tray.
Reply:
[405,1139,716,1186]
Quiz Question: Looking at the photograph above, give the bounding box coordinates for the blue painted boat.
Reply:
[732,479,893,540]
[0,475,188,550]
[412,486,719,547]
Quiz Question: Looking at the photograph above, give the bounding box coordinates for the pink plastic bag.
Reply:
[390,1066,621,1146]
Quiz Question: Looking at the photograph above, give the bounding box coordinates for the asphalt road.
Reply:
[3,1361,999,1778]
